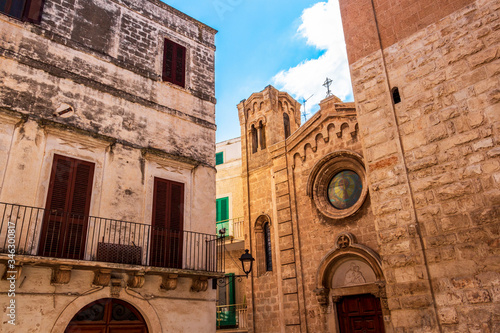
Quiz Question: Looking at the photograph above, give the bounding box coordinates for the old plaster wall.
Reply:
[340,0,500,331]
[0,265,216,333]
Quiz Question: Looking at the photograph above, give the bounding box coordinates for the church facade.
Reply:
[239,0,500,332]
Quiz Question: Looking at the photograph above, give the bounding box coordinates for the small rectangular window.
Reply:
[215,152,224,165]
[162,38,186,88]
[0,0,45,23]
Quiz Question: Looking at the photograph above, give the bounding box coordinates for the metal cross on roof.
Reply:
[323,77,333,97]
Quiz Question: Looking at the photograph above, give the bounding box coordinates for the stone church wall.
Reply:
[340,0,500,331]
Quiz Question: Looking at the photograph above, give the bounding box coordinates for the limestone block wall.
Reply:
[286,107,376,332]
[340,0,500,331]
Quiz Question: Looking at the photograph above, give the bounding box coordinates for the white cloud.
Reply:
[272,0,352,120]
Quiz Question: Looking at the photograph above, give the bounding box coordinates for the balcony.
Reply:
[0,202,223,275]
[216,217,245,245]
[216,304,248,332]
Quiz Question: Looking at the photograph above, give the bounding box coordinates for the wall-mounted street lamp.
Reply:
[239,249,255,277]
[215,248,255,288]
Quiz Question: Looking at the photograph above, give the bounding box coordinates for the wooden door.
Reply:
[39,155,94,260]
[337,294,385,333]
[150,177,184,268]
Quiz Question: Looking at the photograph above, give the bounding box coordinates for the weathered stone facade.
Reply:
[239,0,499,332]
[0,1,219,332]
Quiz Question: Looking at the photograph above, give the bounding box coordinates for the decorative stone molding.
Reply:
[314,288,329,307]
[331,295,343,303]
[51,265,72,285]
[2,264,22,280]
[335,232,356,250]
[127,272,146,288]
[93,269,112,286]
[110,278,123,297]
[191,277,208,292]
[160,274,178,291]
[306,150,368,220]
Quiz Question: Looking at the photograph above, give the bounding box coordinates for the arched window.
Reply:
[263,222,272,271]
[251,125,258,153]
[283,113,291,139]
[255,215,272,275]
[259,121,266,149]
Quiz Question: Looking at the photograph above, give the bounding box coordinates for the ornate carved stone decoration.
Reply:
[335,232,356,250]
[93,269,112,286]
[110,278,123,297]
[331,295,343,303]
[51,265,72,285]
[127,272,146,288]
[2,265,22,280]
[191,277,208,292]
[314,288,329,307]
[160,274,178,291]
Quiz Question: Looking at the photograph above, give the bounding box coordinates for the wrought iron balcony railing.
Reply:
[216,217,244,241]
[0,202,223,273]
[216,303,248,330]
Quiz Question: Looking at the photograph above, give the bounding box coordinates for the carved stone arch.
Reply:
[253,101,258,113]
[255,214,271,230]
[327,123,335,141]
[50,287,162,333]
[314,233,385,309]
[278,101,283,112]
[337,122,350,138]
[315,133,325,146]
[260,101,265,111]
[292,152,304,169]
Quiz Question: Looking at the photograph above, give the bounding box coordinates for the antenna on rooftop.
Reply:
[301,94,314,123]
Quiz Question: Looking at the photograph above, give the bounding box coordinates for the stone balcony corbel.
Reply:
[191,276,208,292]
[160,274,178,291]
[93,269,112,286]
[2,264,22,280]
[127,271,146,288]
[51,265,72,284]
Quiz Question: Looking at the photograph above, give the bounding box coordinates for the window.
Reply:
[215,152,224,166]
[151,177,184,268]
[259,121,266,149]
[162,38,186,87]
[216,197,229,236]
[263,222,272,271]
[251,125,258,153]
[39,154,95,260]
[217,273,237,327]
[392,87,401,104]
[0,0,45,23]
[328,170,363,210]
[283,113,291,139]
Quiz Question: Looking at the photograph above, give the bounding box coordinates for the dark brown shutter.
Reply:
[39,155,94,259]
[23,0,45,23]
[151,178,184,268]
[162,39,186,87]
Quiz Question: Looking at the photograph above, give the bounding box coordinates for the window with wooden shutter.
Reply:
[215,152,224,166]
[151,177,184,268]
[39,155,94,260]
[0,0,45,23]
[162,38,186,88]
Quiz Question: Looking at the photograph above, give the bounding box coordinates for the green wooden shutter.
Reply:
[215,152,224,165]
[216,197,229,222]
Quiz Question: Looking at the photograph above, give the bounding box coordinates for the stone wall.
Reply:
[341,0,500,331]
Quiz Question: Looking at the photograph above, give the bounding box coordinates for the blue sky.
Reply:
[162,0,353,142]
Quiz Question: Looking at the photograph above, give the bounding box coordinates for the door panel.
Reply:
[337,294,385,333]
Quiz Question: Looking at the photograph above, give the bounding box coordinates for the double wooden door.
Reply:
[337,294,385,333]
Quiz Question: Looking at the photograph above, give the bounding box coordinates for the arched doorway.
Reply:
[65,298,148,333]
[314,233,390,333]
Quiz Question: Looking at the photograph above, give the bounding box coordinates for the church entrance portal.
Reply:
[336,294,385,333]
[65,298,148,333]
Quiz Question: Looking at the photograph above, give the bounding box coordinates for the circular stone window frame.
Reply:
[307,150,368,220]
